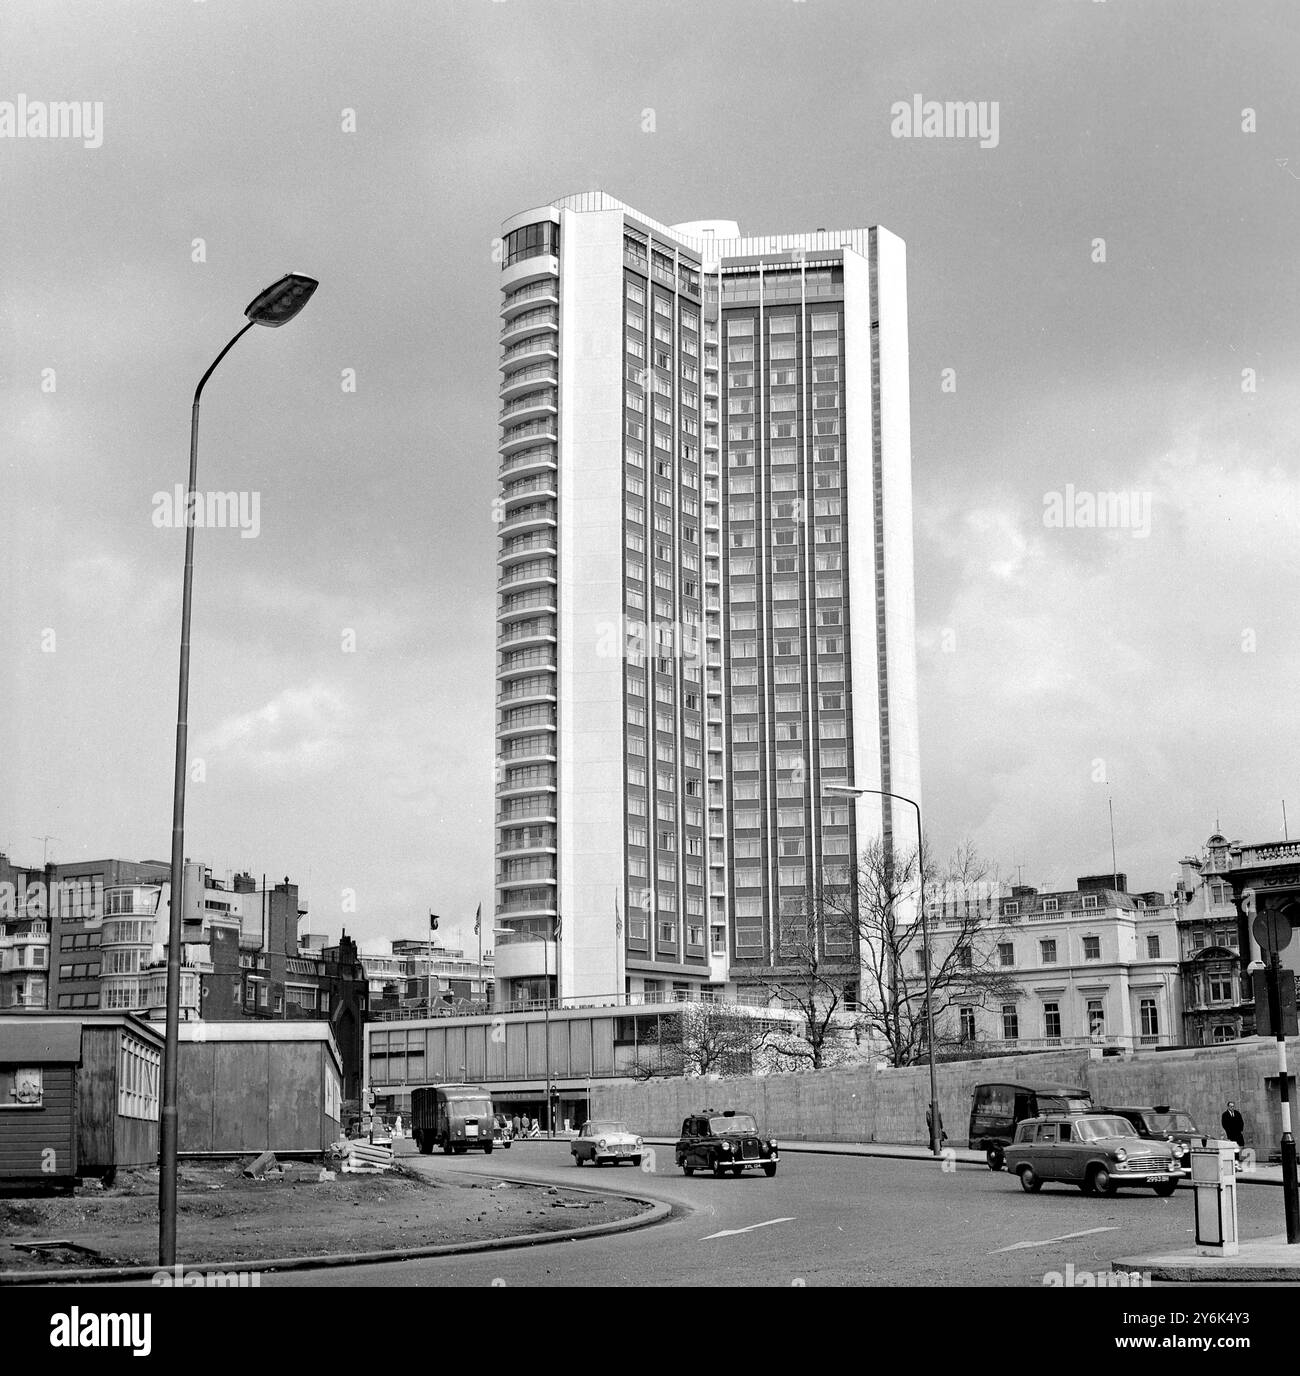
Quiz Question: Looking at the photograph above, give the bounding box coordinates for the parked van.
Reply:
[969,1080,1092,1170]
[411,1084,497,1155]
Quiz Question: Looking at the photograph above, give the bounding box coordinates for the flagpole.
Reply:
[476,903,483,1011]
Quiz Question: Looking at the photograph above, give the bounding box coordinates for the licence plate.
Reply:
[1147,1174,1168,1182]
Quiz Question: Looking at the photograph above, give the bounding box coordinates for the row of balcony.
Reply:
[499,444,557,480]
[500,279,559,320]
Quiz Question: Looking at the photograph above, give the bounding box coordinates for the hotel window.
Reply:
[817,635,842,654]
[1087,999,1105,1036]
[815,578,842,599]
[730,448,753,466]
[1082,893,1100,910]
[810,313,838,331]
[770,341,795,361]
[728,318,754,337]
[730,474,755,494]
[626,337,644,359]
[1043,1003,1061,1040]
[1139,999,1159,1040]
[733,751,759,773]
[815,471,839,489]
[812,338,838,356]
[1146,933,1161,958]
[959,1007,976,1041]
[1083,935,1101,960]
[1001,1006,1019,1041]
[1041,897,1059,913]
[815,446,839,464]
[770,368,797,387]
[998,942,1014,967]
[814,365,839,383]
[1039,938,1056,963]
[822,804,849,827]
[626,281,645,305]
[771,472,798,492]
[820,717,846,738]
[815,525,841,544]
[814,498,841,517]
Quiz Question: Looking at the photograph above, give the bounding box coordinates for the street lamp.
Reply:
[826,782,940,1157]
[494,918,556,1138]
[159,274,318,1268]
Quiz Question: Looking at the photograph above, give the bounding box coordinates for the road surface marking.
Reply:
[701,1217,796,1240]
[991,1226,1119,1254]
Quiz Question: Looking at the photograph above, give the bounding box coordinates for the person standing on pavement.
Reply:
[1221,1101,1245,1148]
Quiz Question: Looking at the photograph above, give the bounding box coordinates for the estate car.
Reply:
[1004,1113,1186,1196]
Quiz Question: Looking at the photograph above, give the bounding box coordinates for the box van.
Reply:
[969,1080,1092,1170]
[411,1084,497,1155]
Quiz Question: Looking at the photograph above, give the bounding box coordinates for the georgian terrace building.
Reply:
[924,874,1182,1054]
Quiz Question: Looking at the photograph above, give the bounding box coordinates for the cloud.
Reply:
[196,683,350,778]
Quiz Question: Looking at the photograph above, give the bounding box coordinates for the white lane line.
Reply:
[701,1217,796,1241]
[990,1226,1120,1254]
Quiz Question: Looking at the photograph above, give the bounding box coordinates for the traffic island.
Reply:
[1112,1237,1300,1283]
[0,1158,656,1284]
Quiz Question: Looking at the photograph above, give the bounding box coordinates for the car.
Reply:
[674,1109,779,1178]
[571,1120,643,1166]
[492,1115,513,1149]
[1103,1104,1243,1171]
[1004,1113,1186,1197]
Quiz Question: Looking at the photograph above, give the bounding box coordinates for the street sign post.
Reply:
[1254,898,1299,1243]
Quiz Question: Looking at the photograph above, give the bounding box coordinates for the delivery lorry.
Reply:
[411,1084,497,1155]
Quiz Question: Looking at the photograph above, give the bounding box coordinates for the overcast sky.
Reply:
[3,0,1297,953]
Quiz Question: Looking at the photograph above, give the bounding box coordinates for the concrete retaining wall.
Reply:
[589,1038,1297,1155]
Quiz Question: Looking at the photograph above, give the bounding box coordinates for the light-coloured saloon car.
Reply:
[571,1120,644,1167]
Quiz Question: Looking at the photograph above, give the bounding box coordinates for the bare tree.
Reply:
[834,837,1017,1067]
[637,1002,778,1078]
[753,903,859,1070]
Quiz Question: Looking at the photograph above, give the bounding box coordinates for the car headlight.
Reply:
[723,1141,733,1154]
[635,1137,643,1148]
[1114,1148,1127,1162]
[598,1138,607,1149]
[1171,1143,1185,1158]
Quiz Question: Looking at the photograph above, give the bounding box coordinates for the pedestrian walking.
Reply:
[926,1104,947,1146]
[1221,1101,1245,1148]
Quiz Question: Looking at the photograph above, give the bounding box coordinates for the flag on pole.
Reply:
[474,903,481,936]
[615,890,622,936]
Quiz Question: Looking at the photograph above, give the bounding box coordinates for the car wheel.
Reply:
[1090,1166,1115,1197]
[484,1143,493,1154]
[454,1146,468,1155]
[760,1162,776,1178]
[683,1165,694,1176]
[986,1147,1004,1172]
[442,1140,453,1155]
[572,1152,581,1166]
[1018,1165,1042,1193]
[712,1159,727,1178]
[631,1155,641,1168]
[1153,1181,1178,1197]
[418,1132,432,1155]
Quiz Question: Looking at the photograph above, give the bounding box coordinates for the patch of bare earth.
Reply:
[0,1159,647,1272]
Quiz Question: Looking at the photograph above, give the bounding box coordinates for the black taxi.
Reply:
[675,1109,779,1178]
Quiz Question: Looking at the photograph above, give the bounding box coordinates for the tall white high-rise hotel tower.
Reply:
[493,192,920,1008]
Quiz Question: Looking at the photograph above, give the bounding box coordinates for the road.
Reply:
[249,1143,1284,1287]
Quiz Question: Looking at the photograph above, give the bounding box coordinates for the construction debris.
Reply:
[340,1139,394,1174]
[243,1151,278,1179]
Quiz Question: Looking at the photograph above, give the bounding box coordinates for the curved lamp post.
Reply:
[825,782,939,1157]
[159,274,318,1267]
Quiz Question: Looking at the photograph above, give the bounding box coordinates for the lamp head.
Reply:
[244,273,319,327]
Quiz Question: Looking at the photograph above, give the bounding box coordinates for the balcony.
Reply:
[500,365,558,401]
[501,336,559,374]
[501,473,557,507]
[498,587,557,621]
[497,712,556,742]
[499,389,558,425]
[496,616,557,648]
[499,445,557,480]
[496,679,557,707]
[501,308,559,347]
[500,279,559,320]
[500,419,558,454]
[499,501,557,536]
[498,532,557,567]
[497,799,558,825]
[496,824,557,853]
[497,648,557,680]
[497,735,557,765]
[497,559,557,592]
